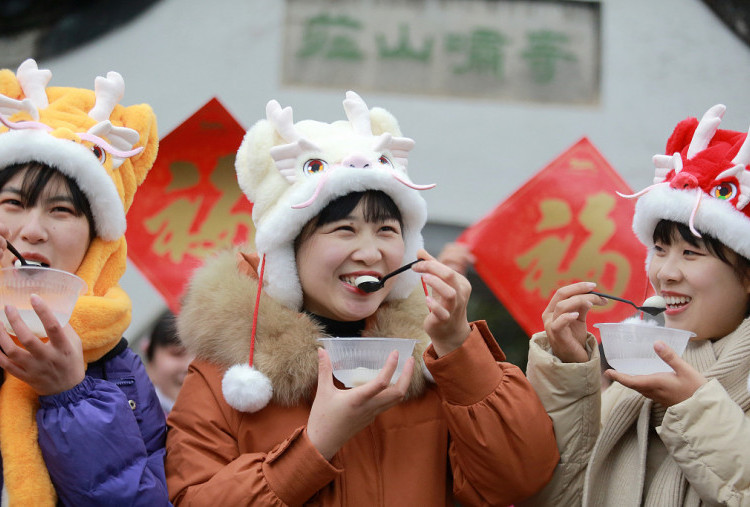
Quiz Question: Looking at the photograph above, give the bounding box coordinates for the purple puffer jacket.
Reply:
[0,338,170,506]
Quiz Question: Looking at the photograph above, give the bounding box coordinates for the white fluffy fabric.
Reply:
[222,363,274,412]
[0,129,126,240]
[632,183,750,261]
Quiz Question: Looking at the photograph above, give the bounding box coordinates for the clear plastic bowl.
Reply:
[317,337,417,387]
[595,322,694,375]
[0,266,87,337]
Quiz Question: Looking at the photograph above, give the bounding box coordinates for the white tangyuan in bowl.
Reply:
[595,318,694,375]
[317,337,417,387]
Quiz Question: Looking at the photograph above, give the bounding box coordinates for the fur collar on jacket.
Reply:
[177,247,433,406]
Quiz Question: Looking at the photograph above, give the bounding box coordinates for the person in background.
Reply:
[0,59,168,505]
[165,91,559,505]
[521,104,750,506]
[143,309,194,414]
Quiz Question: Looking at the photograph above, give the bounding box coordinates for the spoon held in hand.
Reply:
[590,291,666,316]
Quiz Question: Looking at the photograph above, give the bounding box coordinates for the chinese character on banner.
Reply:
[458,138,649,340]
[126,98,253,313]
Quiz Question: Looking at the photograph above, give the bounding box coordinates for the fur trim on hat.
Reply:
[235,91,434,310]
[633,184,750,261]
[0,129,126,239]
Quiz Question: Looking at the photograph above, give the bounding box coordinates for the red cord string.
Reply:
[249,254,266,367]
[420,276,432,313]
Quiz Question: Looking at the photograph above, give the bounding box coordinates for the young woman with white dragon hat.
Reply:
[165,91,560,506]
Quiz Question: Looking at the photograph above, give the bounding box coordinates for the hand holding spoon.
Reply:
[590,291,666,316]
[355,259,424,293]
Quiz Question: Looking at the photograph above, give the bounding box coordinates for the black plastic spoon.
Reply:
[590,291,666,316]
[355,259,424,293]
[5,240,28,266]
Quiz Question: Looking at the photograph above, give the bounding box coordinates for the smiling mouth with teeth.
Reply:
[664,295,692,309]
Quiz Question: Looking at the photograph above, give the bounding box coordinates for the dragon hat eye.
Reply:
[711,181,738,201]
[91,145,107,164]
[378,155,392,167]
[303,158,328,175]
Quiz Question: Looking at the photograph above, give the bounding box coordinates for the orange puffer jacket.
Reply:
[166,248,559,506]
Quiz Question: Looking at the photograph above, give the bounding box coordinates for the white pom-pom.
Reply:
[222,363,273,412]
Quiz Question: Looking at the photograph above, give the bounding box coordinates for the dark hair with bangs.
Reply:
[0,162,96,240]
[294,190,403,251]
[145,310,183,362]
[653,219,750,284]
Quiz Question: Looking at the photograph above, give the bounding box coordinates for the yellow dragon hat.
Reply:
[0,58,158,506]
[0,58,156,240]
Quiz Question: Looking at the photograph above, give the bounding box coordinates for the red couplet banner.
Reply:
[126,98,253,313]
[458,138,650,339]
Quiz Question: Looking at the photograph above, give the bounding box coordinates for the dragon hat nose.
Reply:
[670,171,699,190]
[341,153,372,169]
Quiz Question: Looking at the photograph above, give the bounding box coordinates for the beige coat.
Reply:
[165,249,560,506]
[521,319,750,506]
